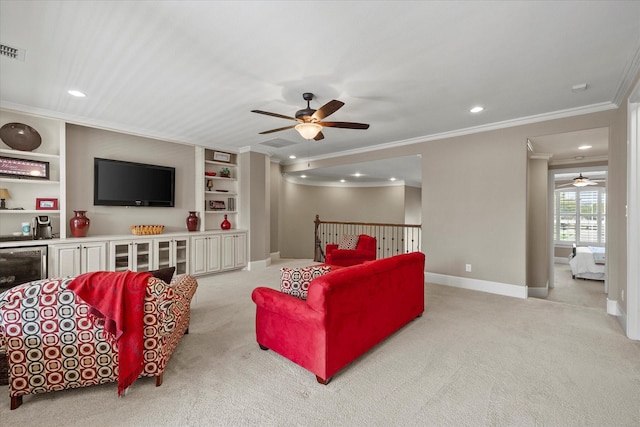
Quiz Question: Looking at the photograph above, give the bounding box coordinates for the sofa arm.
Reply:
[170,274,198,302]
[149,274,197,337]
[252,287,323,323]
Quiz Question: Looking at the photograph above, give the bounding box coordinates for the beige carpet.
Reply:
[548,263,606,311]
[1,258,639,426]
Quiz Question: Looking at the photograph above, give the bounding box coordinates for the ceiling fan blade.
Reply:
[318,121,370,130]
[312,100,344,121]
[251,110,299,122]
[314,131,325,141]
[258,125,297,135]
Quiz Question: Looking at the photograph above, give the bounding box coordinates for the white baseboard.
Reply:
[608,298,628,337]
[270,251,280,260]
[607,298,622,316]
[247,258,271,271]
[528,286,548,298]
[554,257,570,264]
[425,272,527,299]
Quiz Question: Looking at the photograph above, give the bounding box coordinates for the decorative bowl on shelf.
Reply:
[205,172,216,176]
[0,122,42,151]
[130,224,165,235]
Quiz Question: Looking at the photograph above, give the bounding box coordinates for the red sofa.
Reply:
[325,234,377,266]
[251,252,425,384]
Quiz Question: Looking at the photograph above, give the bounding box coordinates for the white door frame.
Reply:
[626,80,640,340]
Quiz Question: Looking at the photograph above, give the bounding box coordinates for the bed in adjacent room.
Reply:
[569,245,605,281]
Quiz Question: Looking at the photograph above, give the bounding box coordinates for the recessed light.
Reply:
[353,173,362,177]
[389,177,397,181]
[68,89,86,97]
[340,179,346,183]
[470,106,484,113]
[289,155,296,159]
[300,174,307,178]
[578,145,592,150]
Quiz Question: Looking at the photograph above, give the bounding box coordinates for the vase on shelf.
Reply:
[70,211,90,237]
[186,211,199,232]
[221,214,231,230]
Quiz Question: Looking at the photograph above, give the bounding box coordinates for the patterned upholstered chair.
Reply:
[325,234,377,267]
[0,274,197,409]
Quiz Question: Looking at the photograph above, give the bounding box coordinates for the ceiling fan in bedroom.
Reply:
[557,173,605,188]
[251,92,370,141]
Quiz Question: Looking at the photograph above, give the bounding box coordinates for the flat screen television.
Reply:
[94,157,175,207]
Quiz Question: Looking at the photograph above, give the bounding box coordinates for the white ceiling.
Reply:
[1,1,639,186]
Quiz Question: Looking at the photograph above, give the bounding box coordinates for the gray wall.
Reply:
[279,182,406,258]
[65,124,196,237]
[280,107,626,297]
[527,157,549,289]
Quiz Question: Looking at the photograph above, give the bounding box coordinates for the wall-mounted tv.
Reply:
[94,157,175,207]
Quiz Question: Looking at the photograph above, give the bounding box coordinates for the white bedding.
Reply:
[569,246,605,280]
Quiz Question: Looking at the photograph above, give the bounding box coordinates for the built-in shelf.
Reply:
[0,148,60,159]
[0,178,60,185]
[0,209,60,214]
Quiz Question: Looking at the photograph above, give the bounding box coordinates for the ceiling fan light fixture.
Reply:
[573,181,590,187]
[295,122,322,139]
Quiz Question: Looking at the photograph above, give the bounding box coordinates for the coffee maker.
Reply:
[32,215,53,239]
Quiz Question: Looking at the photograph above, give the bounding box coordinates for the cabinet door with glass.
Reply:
[109,239,153,272]
[154,236,189,275]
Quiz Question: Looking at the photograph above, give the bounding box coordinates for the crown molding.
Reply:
[613,41,640,106]
[284,102,618,167]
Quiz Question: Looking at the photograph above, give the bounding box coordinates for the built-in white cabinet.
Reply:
[203,149,238,231]
[0,110,249,276]
[0,109,65,239]
[49,241,107,277]
[221,232,247,271]
[154,236,189,274]
[109,239,153,272]
[190,234,221,275]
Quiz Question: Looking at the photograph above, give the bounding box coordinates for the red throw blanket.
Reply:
[68,270,152,396]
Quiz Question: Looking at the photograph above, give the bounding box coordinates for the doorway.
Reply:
[527,127,609,309]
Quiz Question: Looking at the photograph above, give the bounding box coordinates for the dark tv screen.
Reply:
[94,158,175,207]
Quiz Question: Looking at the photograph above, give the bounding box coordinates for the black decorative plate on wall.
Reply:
[0,122,42,151]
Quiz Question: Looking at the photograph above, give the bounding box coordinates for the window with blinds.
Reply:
[554,188,606,245]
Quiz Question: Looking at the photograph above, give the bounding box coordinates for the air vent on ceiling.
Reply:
[259,138,297,148]
[0,43,26,61]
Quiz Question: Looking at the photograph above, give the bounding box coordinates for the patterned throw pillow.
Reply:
[338,234,359,250]
[280,265,332,300]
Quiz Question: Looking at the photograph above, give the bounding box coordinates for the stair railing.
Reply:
[313,214,422,262]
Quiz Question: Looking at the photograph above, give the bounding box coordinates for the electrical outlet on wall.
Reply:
[465,264,472,272]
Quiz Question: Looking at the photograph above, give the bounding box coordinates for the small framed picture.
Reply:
[36,198,58,210]
[213,151,231,162]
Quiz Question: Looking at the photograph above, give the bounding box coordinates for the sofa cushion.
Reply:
[149,266,176,284]
[338,234,359,250]
[280,265,332,300]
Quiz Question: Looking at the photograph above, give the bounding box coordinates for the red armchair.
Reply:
[325,234,377,267]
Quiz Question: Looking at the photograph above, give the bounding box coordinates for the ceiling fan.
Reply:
[251,92,369,141]
[557,173,605,188]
